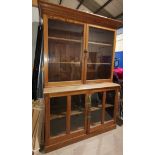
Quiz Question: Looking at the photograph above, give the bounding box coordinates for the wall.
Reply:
[115,28,123,68]
[32,7,39,66]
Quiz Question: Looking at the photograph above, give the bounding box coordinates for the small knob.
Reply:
[84,50,88,53]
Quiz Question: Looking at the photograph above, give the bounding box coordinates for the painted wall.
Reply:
[115,28,123,68]
[32,7,39,66]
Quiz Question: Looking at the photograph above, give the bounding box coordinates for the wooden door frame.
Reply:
[87,88,117,134]
[46,93,87,145]
[43,15,86,87]
[85,24,116,83]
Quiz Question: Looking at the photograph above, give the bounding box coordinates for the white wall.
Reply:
[116,33,123,52]
[32,7,39,65]
[115,27,123,51]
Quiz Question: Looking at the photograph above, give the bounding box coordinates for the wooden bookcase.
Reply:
[39,0,122,152]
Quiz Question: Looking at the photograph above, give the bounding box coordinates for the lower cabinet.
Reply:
[44,85,119,152]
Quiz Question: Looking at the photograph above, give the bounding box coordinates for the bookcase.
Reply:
[39,0,122,152]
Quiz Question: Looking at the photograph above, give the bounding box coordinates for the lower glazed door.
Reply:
[87,90,116,133]
[47,94,87,144]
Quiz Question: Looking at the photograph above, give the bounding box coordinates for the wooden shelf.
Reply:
[48,28,83,37]
[71,110,83,116]
[91,103,114,111]
[48,36,82,43]
[106,103,114,108]
[44,83,120,94]
[49,62,81,64]
[88,41,112,46]
[91,106,101,111]
[90,122,101,127]
[51,110,84,120]
[51,114,65,119]
[87,62,111,65]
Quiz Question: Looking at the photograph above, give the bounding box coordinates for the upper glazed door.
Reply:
[86,26,115,82]
[44,17,85,86]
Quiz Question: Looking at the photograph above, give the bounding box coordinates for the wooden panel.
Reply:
[86,79,112,84]
[39,0,122,29]
[43,14,49,87]
[49,130,85,145]
[110,30,117,80]
[88,24,115,32]
[32,0,38,7]
[45,123,116,152]
[47,87,117,98]
[44,83,120,94]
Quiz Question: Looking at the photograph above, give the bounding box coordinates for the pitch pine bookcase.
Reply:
[39,0,122,152]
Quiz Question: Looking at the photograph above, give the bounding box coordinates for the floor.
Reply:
[40,126,123,155]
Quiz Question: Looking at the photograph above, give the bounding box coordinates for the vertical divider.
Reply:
[101,91,106,124]
[66,96,71,134]
[83,24,89,84]
[84,94,87,132]
[44,94,50,145]
[86,94,91,133]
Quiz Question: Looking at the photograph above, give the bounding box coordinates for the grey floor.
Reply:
[40,126,123,155]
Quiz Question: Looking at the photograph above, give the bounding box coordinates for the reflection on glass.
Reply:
[48,19,83,82]
[71,94,85,131]
[105,107,114,121]
[105,90,115,122]
[87,27,114,80]
[90,93,103,127]
[50,96,67,137]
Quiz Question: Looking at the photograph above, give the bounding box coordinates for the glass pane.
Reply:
[71,94,85,132]
[87,27,114,80]
[105,107,114,121]
[50,96,67,137]
[90,92,103,127]
[105,90,115,121]
[48,19,83,82]
[106,90,115,107]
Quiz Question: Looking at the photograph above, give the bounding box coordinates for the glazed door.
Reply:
[44,17,85,86]
[46,94,86,145]
[87,90,116,133]
[50,96,67,137]
[86,26,115,82]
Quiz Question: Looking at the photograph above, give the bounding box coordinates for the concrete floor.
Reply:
[40,126,123,155]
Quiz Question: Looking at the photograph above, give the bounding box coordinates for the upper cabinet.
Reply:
[39,1,122,87]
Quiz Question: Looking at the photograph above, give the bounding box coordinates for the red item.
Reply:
[114,68,123,79]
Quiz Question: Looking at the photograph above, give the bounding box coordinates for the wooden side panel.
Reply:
[43,14,49,87]
[32,0,38,7]
[110,30,116,80]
